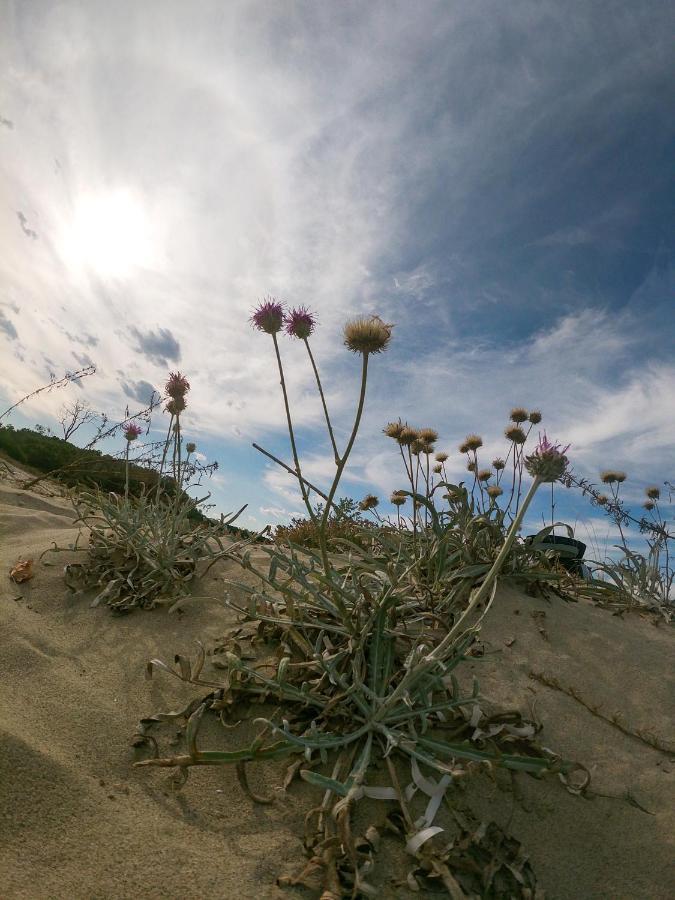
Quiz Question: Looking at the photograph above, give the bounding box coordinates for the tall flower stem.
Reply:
[155,414,175,502]
[375,475,543,721]
[318,352,370,606]
[124,442,130,500]
[303,338,340,465]
[272,333,317,525]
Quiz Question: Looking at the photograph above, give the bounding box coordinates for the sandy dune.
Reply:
[1,462,674,899]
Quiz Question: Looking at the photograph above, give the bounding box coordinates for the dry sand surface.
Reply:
[1,460,674,899]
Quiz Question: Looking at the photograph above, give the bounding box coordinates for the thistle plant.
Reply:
[43,372,243,613]
[133,313,580,895]
[566,469,674,618]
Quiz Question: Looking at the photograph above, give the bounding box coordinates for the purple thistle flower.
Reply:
[250,297,285,334]
[165,371,190,399]
[124,423,143,442]
[285,306,316,339]
[524,430,570,482]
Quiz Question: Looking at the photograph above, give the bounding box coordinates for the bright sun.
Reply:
[63,189,156,277]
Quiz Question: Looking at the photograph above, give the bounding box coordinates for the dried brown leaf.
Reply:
[9,558,33,583]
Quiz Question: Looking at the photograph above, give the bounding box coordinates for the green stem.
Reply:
[304,338,340,465]
[155,414,175,502]
[319,352,369,543]
[124,442,130,500]
[317,353,369,624]
[272,333,317,524]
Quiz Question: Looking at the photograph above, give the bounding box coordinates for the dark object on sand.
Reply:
[525,534,587,576]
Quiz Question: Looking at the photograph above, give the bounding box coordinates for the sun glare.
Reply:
[63,189,156,278]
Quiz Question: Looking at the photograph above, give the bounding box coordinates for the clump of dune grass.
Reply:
[133,305,584,896]
[42,373,244,613]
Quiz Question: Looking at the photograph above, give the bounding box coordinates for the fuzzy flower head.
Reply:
[492,458,506,471]
[343,315,393,355]
[463,434,483,452]
[165,371,190,400]
[433,463,442,474]
[166,397,186,416]
[529,410,542,425]
[467,460,477,473]
[124,423,143,442]
[384,420,405,440]
[487,484,503,500]
[250,297,285,334]
[435,451,448,463]
[186,442,196,454]
[391,491,407,507]
[510,406,529,424]
[398,426,418,447]
[285,306,316,339]
[359,493,379,511]
[645,486,660,500]
[601,470,627,485]
[505,425,527,444]
[524,431,570,482]
[643,500,656,511]
[419,427,438,444]
[596,494,609,506]
[477,468,492,482]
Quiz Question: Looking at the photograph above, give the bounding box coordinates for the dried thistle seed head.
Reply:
[383,420,405,439]
[421,443,435,455]
[251,296,285,334]
[343,315,393,354]
[528,410,542,424]
[397,426,418,446]
[463,434,483,451]
[596,494,609,505]
[410,439,425,456]
[492,457,506,470]
[643,500,656,511]
[185,442,196,454]
[285,305,316,339]
[165,371,191,399]
[433,464,442,474]
[467,460,477,472]
[487,485,503,499]
[524,431,570,482]
[477,469,492,482]
[435,451,448,463]
[645,486,660,500]
[359,493,379,511]
[166,397,186,415]
[390,491,407,506]
[505,425,527,444]
[419,427,439,444]
[601,470,627,484]
[123,423,143,442]
[510,406,529,423]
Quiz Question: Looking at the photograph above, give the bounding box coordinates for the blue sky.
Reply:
[1,1,673,555]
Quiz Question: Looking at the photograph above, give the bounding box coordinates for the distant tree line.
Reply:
[0,424,261,540]
[0,425,168,497]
